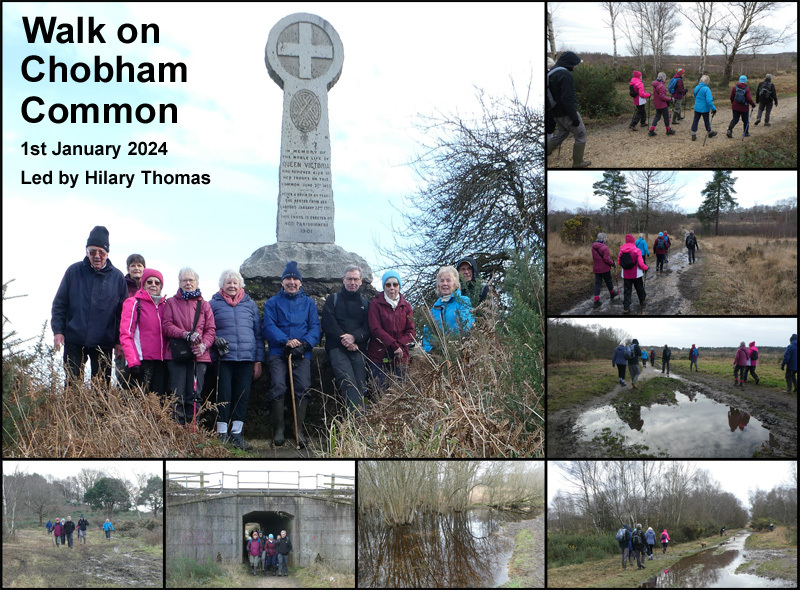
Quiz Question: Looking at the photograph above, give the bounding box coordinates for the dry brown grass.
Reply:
[324,306,544,458]
[3,352,232,458]
[695,236,797,315]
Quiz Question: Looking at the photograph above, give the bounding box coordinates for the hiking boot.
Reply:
[629,125,638,131]
[726,128,733,138]
[744,131,750,137]
[230,432,253,451]
[734,379,739,386]
[764,122,771,126]
[621,381,626,387]
[708,131,718,138]
[217,431,230,445]
[271,398,286,446]
[755,378,760,385]
[672,119,679,125]
[648,129,656,137]
[754,119,760,125]
[666,128,676,135]
[593,299,602,309]
[294,397,309,449]
[640,120,648,127]
[610,289,619,299]
[623,307,630,314]
[640,296,647,307]
[632,382,636,389]
[692,134,697,141]
[571,143,591,168]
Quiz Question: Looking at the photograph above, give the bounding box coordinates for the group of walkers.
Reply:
[47,516,111,547]
[247,530,292,577]
[545,50,781,168]
[612,340,673,386]
[617,524,671,570]
[51,226,484,450]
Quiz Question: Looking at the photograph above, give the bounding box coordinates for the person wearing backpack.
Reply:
[685,231,699,265]
[546,51,592,168]
[641,347,649,367]
[780,333,797,394]
[627,338,643,388]
[689,344,699,372]
[247,531,263,576]
[690,74,718,142]
[653,232,668,272]
[592,233,619,309]
[649,72,676,137]
[745,341,760,384]
[632,523,647,569]
[645,526,656,560]
[726,75,756,138]
[628,70,652,131]
[616,524,632,569]
[734,341,749,386]
[754,73,778,127]
[618,234,648,314]
[661,344,672,376]
[635,233,650,276]
[612,341,628,387]
[650,347,656,367]
[661,529,671,554]
[669,68,687,123]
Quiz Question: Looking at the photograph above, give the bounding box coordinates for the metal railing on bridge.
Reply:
[166,470,354,500]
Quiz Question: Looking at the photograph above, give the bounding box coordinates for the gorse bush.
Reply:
[560,215,600,245]
[572,64,627,119]
[547,532,619,567]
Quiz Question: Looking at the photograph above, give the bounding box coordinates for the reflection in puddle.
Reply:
[358,508,516,588]
[640,534,792,588]
[577,390,774,457]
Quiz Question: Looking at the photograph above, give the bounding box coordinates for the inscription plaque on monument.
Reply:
[265,13,344,244]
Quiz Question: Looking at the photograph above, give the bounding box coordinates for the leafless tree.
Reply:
[710,2,797,87]
[623,2,682,75]
[601,2,625,78]
[677,2,723,76]
[628,171,682,238]
[25,473,59,526]
[76,468,105,499]
[2,465,28,539]
[547,3,561,58]
[622,3,649,73]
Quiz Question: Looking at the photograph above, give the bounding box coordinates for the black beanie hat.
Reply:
[87,226,110,252]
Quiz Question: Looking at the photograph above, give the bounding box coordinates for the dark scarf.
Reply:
[181,289,202,300]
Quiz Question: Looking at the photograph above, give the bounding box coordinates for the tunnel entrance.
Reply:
[241,510,294,564]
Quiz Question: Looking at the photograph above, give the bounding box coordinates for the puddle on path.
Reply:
[640,534,792,588]
[577,389,773,457]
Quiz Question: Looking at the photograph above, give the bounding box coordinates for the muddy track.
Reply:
[563,246,699,315]
[497,513,544,588]
[548,366,796,458]
[547,98,797,168]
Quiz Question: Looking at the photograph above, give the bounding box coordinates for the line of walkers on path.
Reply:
[617,524,671,570]
[613,341,679,387]
[51,226,484,451]
[247,530,292,577]
[47,515,104,547]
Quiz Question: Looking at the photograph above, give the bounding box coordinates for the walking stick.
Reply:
[287,355,300,450]
[703,111,716,147]
[743,106,754,140]
[613,263,620,295]
[189,361,199,433]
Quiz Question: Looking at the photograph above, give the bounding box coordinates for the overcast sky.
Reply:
[548,2,798,55]
[167,460,354,489]
[551,318,795,348]
[548,170,798,214]
[2,2,540,347]
[548,460,796,512]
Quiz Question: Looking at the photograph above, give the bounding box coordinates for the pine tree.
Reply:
[697,170,738,236]
[593,171,634,233]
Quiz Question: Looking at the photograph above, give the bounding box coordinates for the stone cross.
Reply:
[265,13,343,244]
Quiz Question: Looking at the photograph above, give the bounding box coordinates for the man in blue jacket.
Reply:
[262,262,321,447]
[51,226,127,386]
[781,333,797,394]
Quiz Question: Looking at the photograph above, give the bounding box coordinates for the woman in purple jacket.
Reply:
[592,233,619,309]
[733,341,749,386]
[649,72,676,137]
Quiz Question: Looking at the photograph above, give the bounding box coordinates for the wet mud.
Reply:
[548,366,797,458]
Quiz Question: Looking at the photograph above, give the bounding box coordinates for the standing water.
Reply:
[358,508,520,588]
[640,533,793,588]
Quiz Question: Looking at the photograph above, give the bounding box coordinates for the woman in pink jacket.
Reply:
[592,233,619,309]
[162,267,216,426]
[119,268,168,395]
[618,234,648,314]
[649,72,676,137]
[628,71,652,131]
[660,529,670,554]
[733,341,749,387]
[744,341,760,385]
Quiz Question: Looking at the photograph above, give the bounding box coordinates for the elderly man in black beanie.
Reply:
[52,225,128,386]
[546,51,591,168]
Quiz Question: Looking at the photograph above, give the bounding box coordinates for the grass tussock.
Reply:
[695,236,797,315]
[3,343,232,458]
[325,304,544,458]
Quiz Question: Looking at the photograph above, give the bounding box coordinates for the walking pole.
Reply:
[702,111,715,147]
[287,355,300,450]
[613,263,620,296]
[190,360,198,433]
[743,106,754,140]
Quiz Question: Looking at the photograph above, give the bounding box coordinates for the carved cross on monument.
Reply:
[265,13,344,244]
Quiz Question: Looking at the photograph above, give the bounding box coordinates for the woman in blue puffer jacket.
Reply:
[209,269,265,450]
[691,74,718,141]
[422,266,475,352]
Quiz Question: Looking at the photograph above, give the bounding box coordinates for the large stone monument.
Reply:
[242,12,374,310]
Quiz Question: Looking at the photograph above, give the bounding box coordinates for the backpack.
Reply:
[734,86,748,105]
[668,77,678,94]
[664,348,671,359]
[616,527,627,541]
[686,235,696,249]
[620,251,636,270]
[758,83,771,101]
[629,83,638,98]
[632,529,644,548]
[691,348,698,357]
[656,237,666,251]
[625,344,636,361]
[750,349,758,361]
[546,67,568,109]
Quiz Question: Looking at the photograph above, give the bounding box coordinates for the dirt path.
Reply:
[564,243,699,316]
[547,98,797,168]
[496,513,544,588]
[548,365,796,458]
